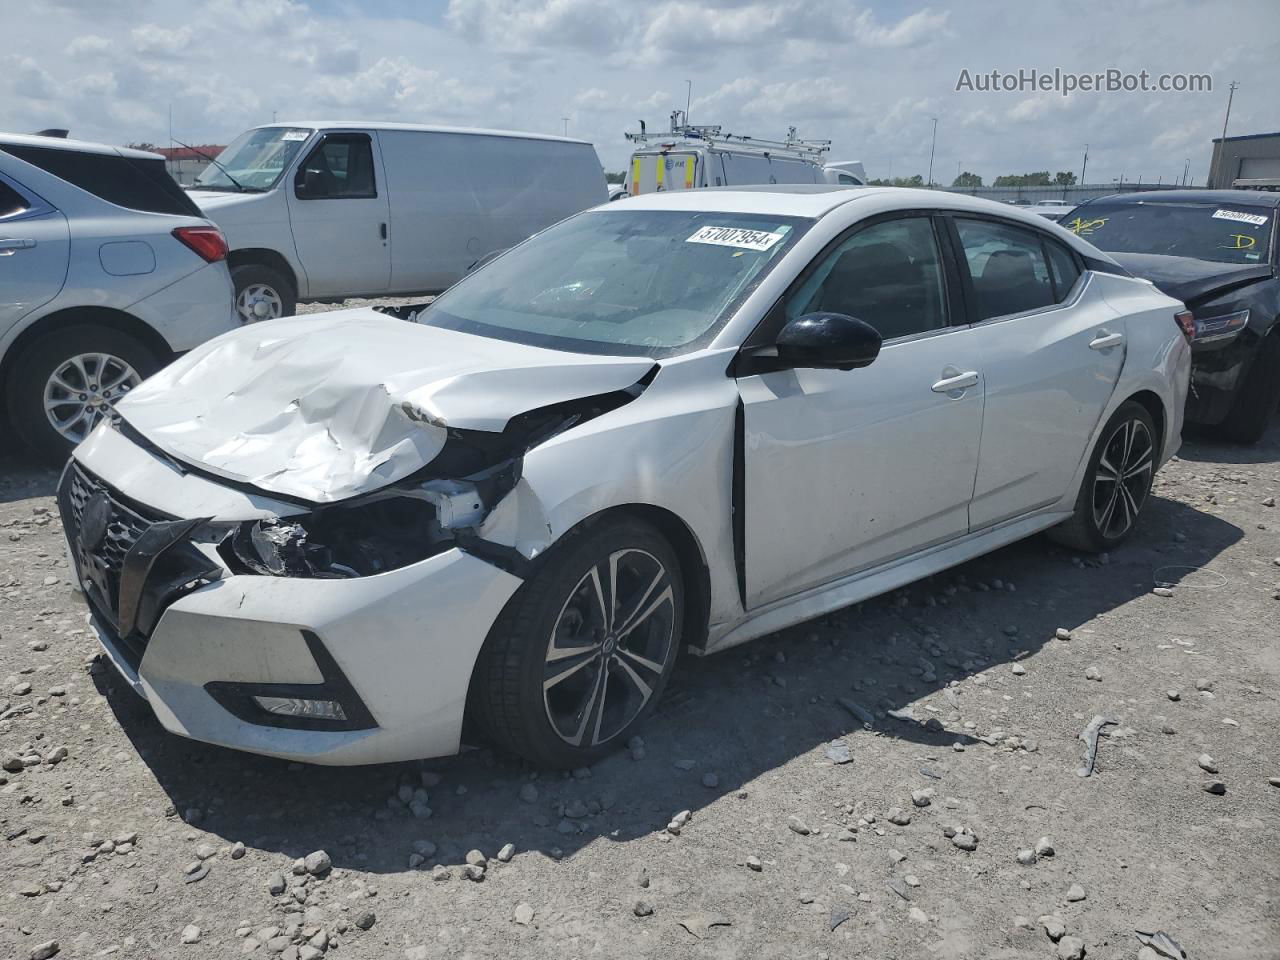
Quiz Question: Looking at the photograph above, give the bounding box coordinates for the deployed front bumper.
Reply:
[62,456,522,765]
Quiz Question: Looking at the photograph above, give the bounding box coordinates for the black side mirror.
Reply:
[775,312,882,371]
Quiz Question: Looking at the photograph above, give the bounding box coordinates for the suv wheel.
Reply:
[6,325,160,461]
[232,264,296,322]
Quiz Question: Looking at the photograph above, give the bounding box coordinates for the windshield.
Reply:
[192,127,312,192]
[1063,201,1273,265]
[421,210,810,356]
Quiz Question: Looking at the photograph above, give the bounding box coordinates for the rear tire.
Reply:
[6,325,160,462]
[231,263,296,322]
[1217,331,1280,445]
[1049,400,1158,553]
[469,517,683,768]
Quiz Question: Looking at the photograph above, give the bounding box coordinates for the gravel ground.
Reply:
[1,329,1278,958]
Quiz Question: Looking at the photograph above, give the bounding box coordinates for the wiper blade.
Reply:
[173,138,247,193]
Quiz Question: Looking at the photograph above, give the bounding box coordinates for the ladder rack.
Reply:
[624,111,831,160]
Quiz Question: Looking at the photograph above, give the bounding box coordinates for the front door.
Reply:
[285,131,391,298]
[948,217,1126,529]
[738,215,984,609]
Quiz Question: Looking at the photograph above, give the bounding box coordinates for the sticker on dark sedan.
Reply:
[1212,209,1269,226]
[686,226,785,250]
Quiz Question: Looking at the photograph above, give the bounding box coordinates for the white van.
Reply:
[623,117,829,197]
[823,160,868,186]
[189,122,608,320]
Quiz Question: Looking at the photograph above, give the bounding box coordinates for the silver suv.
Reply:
[0,134,237,458]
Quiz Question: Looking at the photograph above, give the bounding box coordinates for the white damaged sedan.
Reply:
[61,186,1190,767]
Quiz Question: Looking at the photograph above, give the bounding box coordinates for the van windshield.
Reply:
[192,127,312,192]
[421,210,810,357]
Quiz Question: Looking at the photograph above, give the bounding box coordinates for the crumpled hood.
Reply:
[116,310,655,503]
[1110,252,1273,307]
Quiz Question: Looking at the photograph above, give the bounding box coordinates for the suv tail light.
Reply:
[1174,309,1195,342]
[172,226,228,263]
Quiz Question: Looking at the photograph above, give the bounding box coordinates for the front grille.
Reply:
[58,463,174,668]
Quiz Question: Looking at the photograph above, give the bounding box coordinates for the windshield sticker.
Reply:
[1212,209,1268,226]
[687,226,784,250]
[1065,216,1107,236]
[281,130,310,141]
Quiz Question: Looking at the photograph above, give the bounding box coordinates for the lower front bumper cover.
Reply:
[91,547,522,765]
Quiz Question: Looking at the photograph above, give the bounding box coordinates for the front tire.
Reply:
[1217,331,1280,445]
[470,517,683,768]
[1049,400,1158,553]
[231,263,296,322]
[6,325,160,462]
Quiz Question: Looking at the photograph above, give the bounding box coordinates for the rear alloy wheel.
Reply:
[6,325,160,462]
[471,518,683,768]
[1049,400,1157,552]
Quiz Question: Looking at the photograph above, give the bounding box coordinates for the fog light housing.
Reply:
[252,696,348,722]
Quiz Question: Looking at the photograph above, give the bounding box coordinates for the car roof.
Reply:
[1082,189,1280,209]
[610,185,1090,228]
[260,121,590,146]
[0,132,162,160]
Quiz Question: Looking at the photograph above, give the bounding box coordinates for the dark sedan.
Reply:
[1062,190,1279,442]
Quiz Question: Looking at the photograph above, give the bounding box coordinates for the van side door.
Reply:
[285,131,391,298]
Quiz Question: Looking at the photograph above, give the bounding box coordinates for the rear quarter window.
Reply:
[1,145,201,217]
[0,179,30,219]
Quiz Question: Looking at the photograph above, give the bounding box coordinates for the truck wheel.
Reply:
[6,325,160,462]
[469,517,683,768]
[1218,331,1280,445]
[1049,400,1157,553]
[232,263,295,322]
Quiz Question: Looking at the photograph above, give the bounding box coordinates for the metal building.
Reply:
[1208,131,1280,189]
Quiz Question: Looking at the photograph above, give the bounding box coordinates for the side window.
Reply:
[786,217,947,340]
[0,179,30,219]
[1045,240,1082,300]
[295,134,376,199]
[1,145,200,216]
[955,219,1055,320]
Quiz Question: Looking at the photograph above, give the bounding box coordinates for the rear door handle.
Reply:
[931,370,980,393]
[0,238,36,254]
[379,222,388,241]
[1089,331,1125,350]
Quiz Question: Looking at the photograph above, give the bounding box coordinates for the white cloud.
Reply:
[853,8,948,48]
[66,35,112,57]
[131,25,194,57]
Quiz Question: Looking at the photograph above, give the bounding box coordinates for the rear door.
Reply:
[629,152,698,195]
[0,173,69,335]
[949,216,1126,528]
[285,131,390,297]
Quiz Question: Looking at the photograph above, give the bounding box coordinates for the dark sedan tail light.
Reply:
[172,226,228,263]
[1174,310,1195,342]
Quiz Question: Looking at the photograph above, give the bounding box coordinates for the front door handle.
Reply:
[0,238,36,254]
[931,370,980,393]
[1089,331,1125,350]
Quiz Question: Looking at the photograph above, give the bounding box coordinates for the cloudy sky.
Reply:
[7,0,1278,185]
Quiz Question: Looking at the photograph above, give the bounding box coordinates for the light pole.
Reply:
[685,80,692,125]
[926,117,938,188]
[561,117,569,137]
[1079,144,1089,185]
[1210,80,1238,187]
